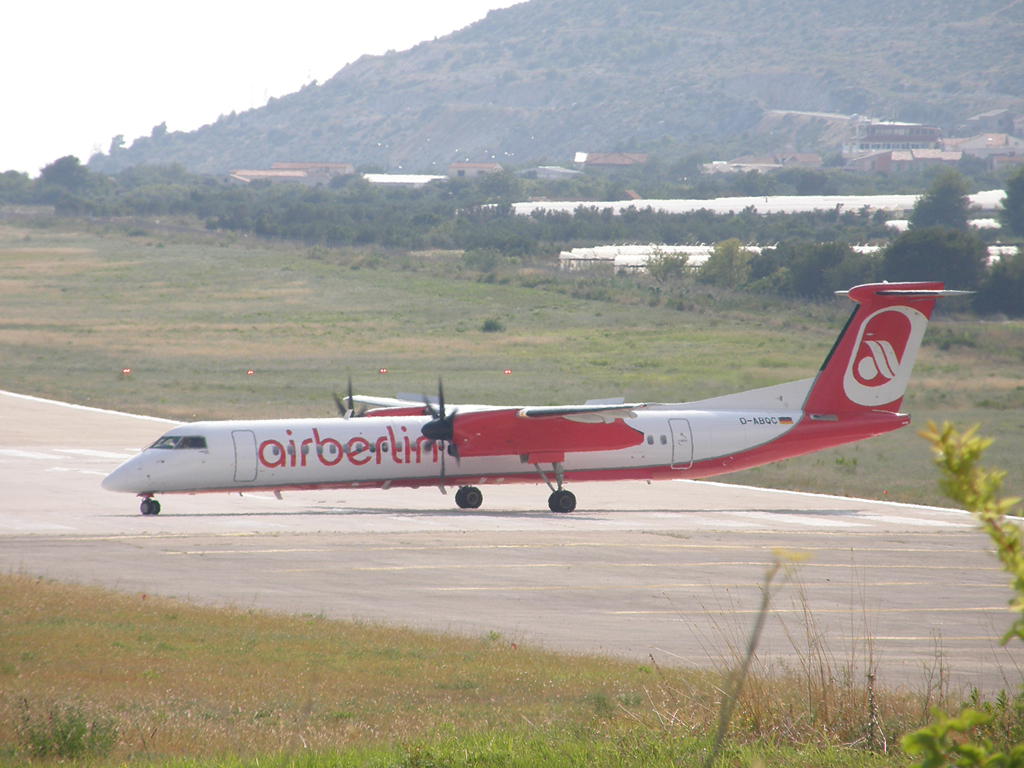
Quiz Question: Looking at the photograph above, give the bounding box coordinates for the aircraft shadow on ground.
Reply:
[109,506,865,520]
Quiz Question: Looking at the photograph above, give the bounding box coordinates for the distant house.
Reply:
[992,155,1024,173]
[942,133,1024,165]
[777,153,822,168]
[228,169,331,186]
[362,173,448,188]
[516,165,583,180]
[271,162,355,176]
[575,152,648,167]
[841,119,941,156]
[702,153,821,174]
[228,161,354,186]
[448,162,502,178]
[963,109,1014,136]
[843,149,961,174]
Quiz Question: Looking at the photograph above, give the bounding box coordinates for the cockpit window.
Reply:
[148,435,208,450]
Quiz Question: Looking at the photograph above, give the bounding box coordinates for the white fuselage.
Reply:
[102,407,802,496]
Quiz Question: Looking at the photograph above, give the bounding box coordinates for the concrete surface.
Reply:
[1,388,1019,694]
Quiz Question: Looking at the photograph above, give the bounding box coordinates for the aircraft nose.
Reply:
[102,456,146,493]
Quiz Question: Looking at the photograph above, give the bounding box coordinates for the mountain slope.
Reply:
[90,0,1024,174]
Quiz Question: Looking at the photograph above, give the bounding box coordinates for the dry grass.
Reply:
[0,572,942,764]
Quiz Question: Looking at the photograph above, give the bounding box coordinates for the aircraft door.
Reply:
[669,418,693,469]
[232,430,258,482]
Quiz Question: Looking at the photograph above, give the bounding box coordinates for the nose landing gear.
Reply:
[140,497,161,516]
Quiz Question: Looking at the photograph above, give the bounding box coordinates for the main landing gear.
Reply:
[454,486,483,509]
[548,489,577,513]
[535,461,577,513]
[139,497,161,516]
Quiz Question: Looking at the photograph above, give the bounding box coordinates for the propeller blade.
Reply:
[439,443,447,494]
[421,379,458,495]
[332,392,346,416]
[346,378,356,418]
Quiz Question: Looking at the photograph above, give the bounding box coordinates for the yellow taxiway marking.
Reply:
[424,580,1005,591]
[612,606,1009,615]
[162,542,990,556]
[271,561,1000,573]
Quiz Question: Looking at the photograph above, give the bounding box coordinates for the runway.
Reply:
[1,389,1019,694]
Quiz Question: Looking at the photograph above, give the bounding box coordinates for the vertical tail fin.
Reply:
[802,282,949,417]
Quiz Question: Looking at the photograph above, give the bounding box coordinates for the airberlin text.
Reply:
[257,427,440,469]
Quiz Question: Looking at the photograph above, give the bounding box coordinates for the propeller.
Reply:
[420,379,459,493]
[333,378,359,419]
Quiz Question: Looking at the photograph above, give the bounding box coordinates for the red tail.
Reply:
[802,282,944,417]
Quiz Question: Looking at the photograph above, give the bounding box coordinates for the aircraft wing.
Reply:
[352,394,428,410]
[516,404,645,423]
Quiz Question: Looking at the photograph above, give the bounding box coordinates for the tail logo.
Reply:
[843,306,929,407]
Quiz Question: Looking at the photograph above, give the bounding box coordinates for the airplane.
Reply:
[103,281,961,515]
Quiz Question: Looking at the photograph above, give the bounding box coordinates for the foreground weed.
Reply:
[903,422,1024,766]
[705,553,795,768]
[16,700,117,759]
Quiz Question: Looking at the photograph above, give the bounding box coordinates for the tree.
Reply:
[0,170,31,204]
[39,156,91,193]
[479,169,523,201]
[910,168,972,231]
[882,227,987,290]
[975,251,1024,317]
[780,242,856,296]
[1001,166,1024,237]
[646,251,688,283]
[697,239,752,288]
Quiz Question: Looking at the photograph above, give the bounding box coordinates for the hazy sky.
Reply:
[2,0,520,176]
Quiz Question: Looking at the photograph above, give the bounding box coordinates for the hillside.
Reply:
[89,0,1024,175]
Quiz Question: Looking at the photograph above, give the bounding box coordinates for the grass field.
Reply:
[2,216,1021,506]
[0,573,946,766]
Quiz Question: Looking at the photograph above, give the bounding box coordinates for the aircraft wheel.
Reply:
[462,486,483,509]
[455,486,483,509]
[548,490,576,513]
[140,498,161,516]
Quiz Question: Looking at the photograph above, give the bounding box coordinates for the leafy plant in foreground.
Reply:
[902,422,1024,767]
[16,700,118,759]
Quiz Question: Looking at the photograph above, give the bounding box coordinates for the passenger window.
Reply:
[175,436,208,450]
[660,435,667,445]
[646,435,654,445]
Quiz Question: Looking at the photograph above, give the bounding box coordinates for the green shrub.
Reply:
[17,701,118,759]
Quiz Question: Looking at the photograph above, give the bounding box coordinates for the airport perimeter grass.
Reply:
[0,573,927,766]
[1,216,1023,505]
